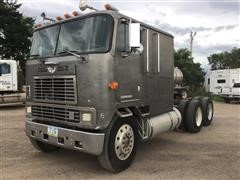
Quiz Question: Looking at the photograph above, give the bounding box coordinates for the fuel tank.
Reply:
[174,67,183,85]
[148,107,182,139]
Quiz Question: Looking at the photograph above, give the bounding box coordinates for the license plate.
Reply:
[47,126,58,137]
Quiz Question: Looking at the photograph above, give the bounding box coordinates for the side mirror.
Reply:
[129,23,140,48]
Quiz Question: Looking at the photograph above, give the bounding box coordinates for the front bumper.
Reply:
[25,120,105,155]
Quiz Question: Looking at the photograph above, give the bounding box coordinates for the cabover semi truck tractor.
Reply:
[25,2,214,172]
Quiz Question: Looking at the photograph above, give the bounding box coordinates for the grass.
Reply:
[211,95,224,102]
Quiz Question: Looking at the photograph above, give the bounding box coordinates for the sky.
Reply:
[18,0,240,71]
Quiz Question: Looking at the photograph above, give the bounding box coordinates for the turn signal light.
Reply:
[64,13,71,19]
[33,23,42,29]
[104,4,119,11]
[108,81,119,90]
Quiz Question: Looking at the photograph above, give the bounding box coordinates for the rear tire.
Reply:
[29,138,59,152]
[98,117,137,172]
[224,98,231,103]
[201,97,214,126]
[185,100,203,133]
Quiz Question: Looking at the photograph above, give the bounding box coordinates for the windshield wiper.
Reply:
[57,50,81,58]
[57,50,88,63]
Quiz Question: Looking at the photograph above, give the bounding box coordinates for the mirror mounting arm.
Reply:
[121,49,133,58]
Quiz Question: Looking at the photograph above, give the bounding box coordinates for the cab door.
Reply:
[114,21,144,103]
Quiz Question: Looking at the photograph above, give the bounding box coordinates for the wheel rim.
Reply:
[195,107,203,127]
[207,103,213,120]
[182,91,187,99]
[115,124,134,161]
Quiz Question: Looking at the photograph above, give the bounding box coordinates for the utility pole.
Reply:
[189,31,197,55]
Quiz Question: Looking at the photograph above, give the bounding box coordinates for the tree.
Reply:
[0,0,34,71]
[207,47,240,70]
[174,48,205,90]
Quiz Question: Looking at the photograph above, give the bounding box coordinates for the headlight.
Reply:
[81,113,92,122]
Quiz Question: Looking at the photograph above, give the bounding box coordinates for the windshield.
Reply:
[233,83,240,88]
[30,26,59,57]
[30,15,113,58]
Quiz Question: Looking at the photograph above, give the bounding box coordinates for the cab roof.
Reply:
[34,10,174,38]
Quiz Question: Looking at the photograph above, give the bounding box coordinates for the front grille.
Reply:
[34,76,76,104]
[32,105,80,123]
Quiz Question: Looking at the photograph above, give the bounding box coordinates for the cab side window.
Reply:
[116,22,129,52]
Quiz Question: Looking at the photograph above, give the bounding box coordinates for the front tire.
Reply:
[185,100,203,133]
[29,138,59,152]
[98,117,138,172]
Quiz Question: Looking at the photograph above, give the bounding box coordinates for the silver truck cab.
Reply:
[25,6,214,172]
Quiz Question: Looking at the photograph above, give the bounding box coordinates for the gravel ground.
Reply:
[0,102,240,180]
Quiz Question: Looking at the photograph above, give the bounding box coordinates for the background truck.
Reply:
[25,1,214,172]
[0,60,25,106]
[206,68,240,103]
[221,83,240,103]
[208,68,240,95]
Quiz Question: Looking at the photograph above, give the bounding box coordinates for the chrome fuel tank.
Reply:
[174,67,183,85]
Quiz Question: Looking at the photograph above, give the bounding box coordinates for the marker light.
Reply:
[104,4,119,11]
[64,13,71,19]
[56,16,63,21]
[72,11,79,16]
[34,23,42,29]
[108,81,119,90]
